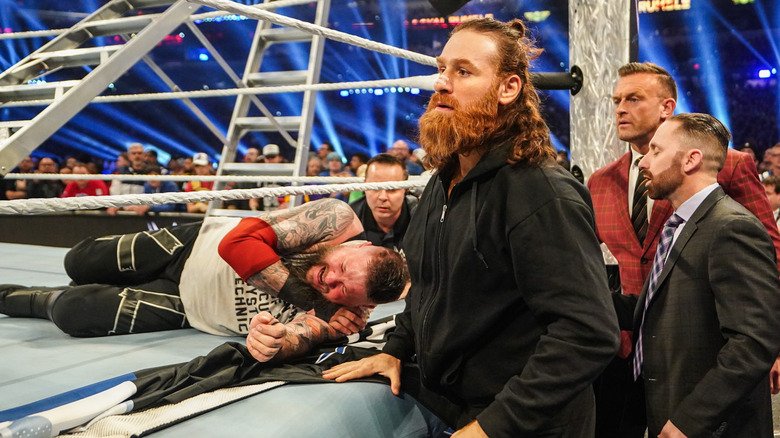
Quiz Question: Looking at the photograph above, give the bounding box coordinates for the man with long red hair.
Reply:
[251,18,620,437]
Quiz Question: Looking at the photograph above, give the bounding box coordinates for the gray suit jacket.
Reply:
[616,187,780,437]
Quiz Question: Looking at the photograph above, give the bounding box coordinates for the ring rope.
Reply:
[4,173,376,183]
[0,0,315,41]
[0,179,429,215]
[188,0,437,68]
[4,75,438,108]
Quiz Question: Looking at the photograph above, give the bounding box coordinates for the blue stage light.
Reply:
[759,69,771,78]
[340,90,349,97]
[375,89,384,96]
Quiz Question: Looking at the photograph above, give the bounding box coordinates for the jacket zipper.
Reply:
[419,180,450,385]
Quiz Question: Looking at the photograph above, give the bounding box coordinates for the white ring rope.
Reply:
[4,75,438,108]
[0,0,316,41]
[188,0,437,67]
[4,173,370,183]
[0,178,430,215]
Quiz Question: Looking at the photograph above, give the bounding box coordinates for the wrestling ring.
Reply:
[11,1,771,437]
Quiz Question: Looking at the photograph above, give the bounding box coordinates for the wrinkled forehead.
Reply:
[330,242,383,258]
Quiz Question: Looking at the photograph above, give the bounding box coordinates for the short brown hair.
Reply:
[668,113,730,172]
[366,248,409,304]
[618,62,677,101]
[763,175,780,195]
[365,153,408,180]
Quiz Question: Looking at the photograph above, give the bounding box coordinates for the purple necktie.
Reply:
[633,213,685,380]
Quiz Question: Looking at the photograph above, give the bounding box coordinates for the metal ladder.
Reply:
[207,0,331,216]
[0,0,201,175]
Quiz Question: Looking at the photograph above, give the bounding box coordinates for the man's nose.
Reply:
[434,73,452,93]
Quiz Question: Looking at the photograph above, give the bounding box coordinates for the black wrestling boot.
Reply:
[0,284,65,319]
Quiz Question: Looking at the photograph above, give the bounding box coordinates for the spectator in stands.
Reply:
[27,157,64,199]
[60,163,109,198]
[184,152,214,213]
[283,155,325,206]
[144,149,163,168]
[109,143,149,198]
[262,144,286,164]
[320,152,346,177]
[317,141,334,161]
[739,142,757,165]
[121,165,183,215]
[59,166,72,187]
[760,143,780,180]
[250,144,285,211]
[410,147,426,166]
[307,156,323,177]
[388,139,423,176]
[115,152,130,171]
[182,156,194,175]
[64,157,78,170]
[2,155,35,200]
[349,152,370,177]
[349,154,416,255]
[588,61,780,438]
[224,147,264,211]
[319,152,352,201]
[85,161,102,176]
[243,147,260,163]
[762,175,780,228]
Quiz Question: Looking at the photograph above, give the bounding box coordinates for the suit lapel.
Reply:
[645,187,726,309]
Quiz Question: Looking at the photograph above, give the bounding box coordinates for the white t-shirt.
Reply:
[179,217,303,336]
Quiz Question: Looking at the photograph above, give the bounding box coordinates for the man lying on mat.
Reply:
[0,198,408,344]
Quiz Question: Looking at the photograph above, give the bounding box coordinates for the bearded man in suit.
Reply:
[612,113,780,437]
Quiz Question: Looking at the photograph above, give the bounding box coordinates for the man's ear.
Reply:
[498,75,522,106]
[660,98,676,120]
[683,148,703,173]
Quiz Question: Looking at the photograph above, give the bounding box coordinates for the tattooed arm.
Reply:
[218,198,363,319]
[246,311,340,363]
[256,198,364,255]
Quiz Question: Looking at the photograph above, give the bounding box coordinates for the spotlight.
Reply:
[759,69,771,78]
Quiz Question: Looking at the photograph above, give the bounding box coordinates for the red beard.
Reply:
[646,159,685,201]
[418,86,500,163]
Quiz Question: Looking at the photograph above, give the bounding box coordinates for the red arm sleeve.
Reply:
[218,217,280,281]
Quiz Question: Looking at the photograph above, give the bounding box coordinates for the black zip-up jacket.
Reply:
[383,143,620,437]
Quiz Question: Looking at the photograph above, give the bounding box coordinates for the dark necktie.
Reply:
[631,158,648,245]
[633,213,685,380]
